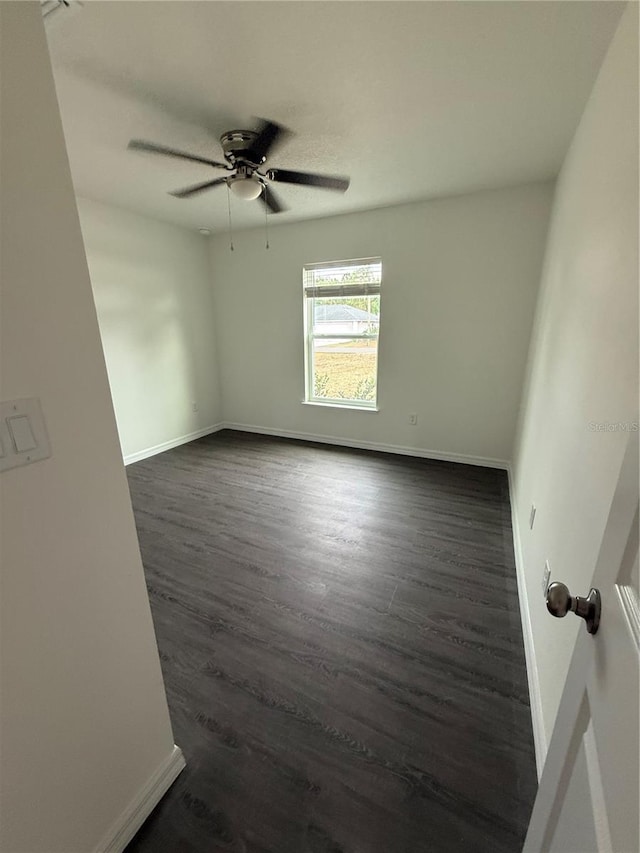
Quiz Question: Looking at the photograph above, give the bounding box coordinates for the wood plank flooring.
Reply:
[125,430,536,853]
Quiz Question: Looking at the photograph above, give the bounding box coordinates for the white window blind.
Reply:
[303,258,382,299]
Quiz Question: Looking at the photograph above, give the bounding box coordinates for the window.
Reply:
[303,257,382,409]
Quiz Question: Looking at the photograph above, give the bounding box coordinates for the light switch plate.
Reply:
[7,415,37,453]
[0,398,51,473]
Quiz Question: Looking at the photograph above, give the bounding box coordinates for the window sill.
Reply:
[302,401,379,413]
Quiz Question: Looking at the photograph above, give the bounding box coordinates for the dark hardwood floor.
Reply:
[125,430,536,853]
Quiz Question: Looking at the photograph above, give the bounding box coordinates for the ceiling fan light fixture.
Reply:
[229,175,263,201]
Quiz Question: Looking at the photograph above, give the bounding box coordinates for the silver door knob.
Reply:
[546,582,601,635]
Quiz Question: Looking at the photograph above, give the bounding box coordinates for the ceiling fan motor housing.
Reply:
[220,130,259,165]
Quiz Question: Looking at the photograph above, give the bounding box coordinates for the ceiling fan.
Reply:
[128,119,350,213]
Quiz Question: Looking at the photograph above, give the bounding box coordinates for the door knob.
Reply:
[546,582,601,635]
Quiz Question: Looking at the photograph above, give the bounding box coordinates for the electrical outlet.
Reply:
[529,504,537,529]
[191,401,199,413]
[542,561,551,598]
[409,413,417,425]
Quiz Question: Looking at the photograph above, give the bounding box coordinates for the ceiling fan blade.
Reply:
[258,184,287,214]
[267,168,350,192]
[169,177,228,199]
[244,119,286,165]
[128,139,229,170]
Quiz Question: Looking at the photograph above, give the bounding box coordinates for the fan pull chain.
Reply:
[264,186,270,250]
[226,182,234,252]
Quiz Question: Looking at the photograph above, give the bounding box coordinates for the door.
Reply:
[524,430,639,853]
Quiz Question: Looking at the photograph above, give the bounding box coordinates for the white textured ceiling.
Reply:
[46,1,623,233]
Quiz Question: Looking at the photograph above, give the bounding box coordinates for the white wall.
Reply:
[0,4,178,851]
[77,197,222,463]
[512,2,638,760]
[210,182,553,464]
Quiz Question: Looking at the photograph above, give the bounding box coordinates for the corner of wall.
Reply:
[96,746,185,853]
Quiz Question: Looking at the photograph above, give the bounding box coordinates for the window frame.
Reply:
[302,257,382,410]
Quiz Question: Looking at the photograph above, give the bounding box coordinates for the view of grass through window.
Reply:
[304,260,381,407]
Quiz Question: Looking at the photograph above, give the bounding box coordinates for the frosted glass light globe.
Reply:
[230,176,262,201]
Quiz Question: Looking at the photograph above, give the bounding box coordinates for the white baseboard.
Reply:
[123,424,224,465]
[122,421,509,470]
[507,465,547,778]
[222,422,509,470]
[96,745,186,853]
